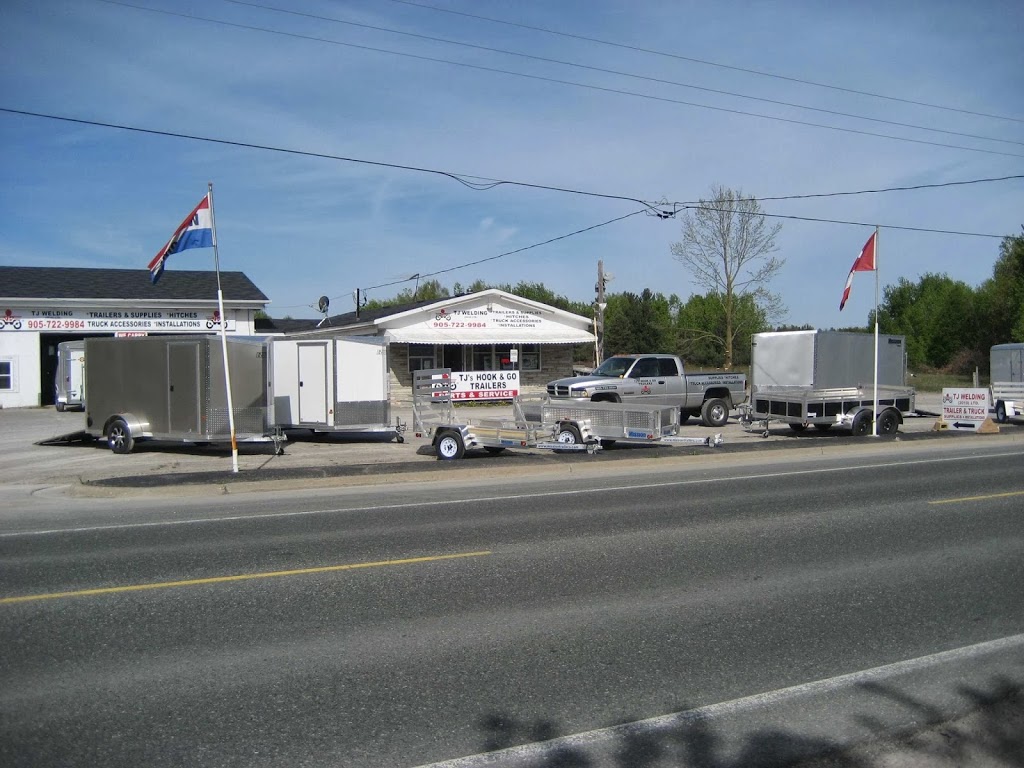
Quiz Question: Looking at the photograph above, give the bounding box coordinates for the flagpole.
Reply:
[872,226,880,438]
[207,182,239,473]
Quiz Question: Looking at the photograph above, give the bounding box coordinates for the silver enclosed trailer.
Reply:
[84,335,278,453]
[269,336,403,439]
[990,343,1024,422]
[54,339,86,411]
[744,330,915,436]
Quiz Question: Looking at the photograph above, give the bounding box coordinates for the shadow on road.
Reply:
[467,676,1022,767]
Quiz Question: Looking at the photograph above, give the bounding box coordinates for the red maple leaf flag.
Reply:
[839,231,877,311]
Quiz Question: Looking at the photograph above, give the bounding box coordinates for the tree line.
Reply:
[359,186,1022,375]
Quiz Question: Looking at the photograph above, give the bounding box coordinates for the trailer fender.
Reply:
[102,413,152,440]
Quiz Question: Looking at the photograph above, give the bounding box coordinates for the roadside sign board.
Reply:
[451,370,520,400]
[941,388,990,430]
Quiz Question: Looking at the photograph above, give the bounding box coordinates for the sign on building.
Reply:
[450,370,520,400]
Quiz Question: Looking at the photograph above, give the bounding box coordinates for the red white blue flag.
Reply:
[148,194,214,284]
[839,232,877,311]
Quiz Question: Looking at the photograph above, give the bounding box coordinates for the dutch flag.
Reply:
[148,194,214,284]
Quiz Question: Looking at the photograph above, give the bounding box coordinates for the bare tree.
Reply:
[670,185,785,368]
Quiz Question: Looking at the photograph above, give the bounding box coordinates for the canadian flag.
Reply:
[839,232,877,311]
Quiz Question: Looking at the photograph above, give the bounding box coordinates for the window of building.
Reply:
[0,359,14,391]
[471,346,495,370]
[407,344,436,372]
[520,344,541,371]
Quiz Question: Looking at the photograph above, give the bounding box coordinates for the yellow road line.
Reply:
[0,550,492,606]
[928,490,1024,506]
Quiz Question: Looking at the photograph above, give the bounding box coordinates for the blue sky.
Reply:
[2,0,1022,328]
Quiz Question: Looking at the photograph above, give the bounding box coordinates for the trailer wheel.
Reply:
[877,409,900,435]
[55,401,66,413]
[107,418,135,454]
[851,410,872,436]
[701,398,729,428]
[996,401,1008,423]
[556,423,583,445]
[435,431,465,461]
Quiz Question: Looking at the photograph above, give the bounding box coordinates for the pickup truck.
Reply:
[546,354,747,427]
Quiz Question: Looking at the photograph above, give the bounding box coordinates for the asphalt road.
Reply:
[1,440,1023,767]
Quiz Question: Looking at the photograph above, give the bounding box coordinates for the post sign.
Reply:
[450,370,520,400]
[941,388,990,430]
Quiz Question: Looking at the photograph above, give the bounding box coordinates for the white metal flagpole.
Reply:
[872,225,880,436]
[207,182,239,473]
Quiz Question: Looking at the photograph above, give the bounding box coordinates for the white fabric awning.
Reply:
[382,327,594,344]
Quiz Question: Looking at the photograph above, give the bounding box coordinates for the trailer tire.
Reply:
[107,418,135,454]
[996,401,1008,424]
[55,402,66,412]
[435,431,465,461]
[877,409,900,435]
[701,398,729,428]
[556,423,583,445]
[851,410,872,436]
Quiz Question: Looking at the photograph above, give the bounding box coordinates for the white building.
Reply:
[0,266,269,409]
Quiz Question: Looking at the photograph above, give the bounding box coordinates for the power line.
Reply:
[374,0,1024,125]
[221,0,1022,148]
[89,0,1024,159]
[3,107,1022,218]
[362,209,648,291]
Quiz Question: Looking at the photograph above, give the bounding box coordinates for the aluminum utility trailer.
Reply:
[741,385,916,436]
[538,399,724,448]
[54,339,86,411]
[411,368,600,460]
[84,335,283,454]
[269,336,404,440]
[990,343,1024,423]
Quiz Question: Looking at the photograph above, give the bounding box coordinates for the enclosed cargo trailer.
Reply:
[990,343,1024,422]
[268,336,402,439]
[84,335,278,453]
[744,330,915,436]
[54,339,86,411]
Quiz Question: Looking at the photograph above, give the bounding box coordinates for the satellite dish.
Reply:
[317,296,330,313]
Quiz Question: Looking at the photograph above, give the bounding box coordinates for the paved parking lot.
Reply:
[1,392,1017,494]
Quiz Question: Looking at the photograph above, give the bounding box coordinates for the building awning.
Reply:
[382,327,594,344]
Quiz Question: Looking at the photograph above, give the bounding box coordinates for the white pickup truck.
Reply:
[546,354,747,427]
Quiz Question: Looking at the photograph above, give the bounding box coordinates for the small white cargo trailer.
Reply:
[269,336,403,440]
[990,343,1024,423]
[54,339,86,411]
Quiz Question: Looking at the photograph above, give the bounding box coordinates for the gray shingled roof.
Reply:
[0,267,268,302]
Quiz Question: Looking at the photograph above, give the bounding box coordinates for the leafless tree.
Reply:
[670,185,785,368]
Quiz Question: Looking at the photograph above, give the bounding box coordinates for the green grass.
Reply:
[909,372,987,392]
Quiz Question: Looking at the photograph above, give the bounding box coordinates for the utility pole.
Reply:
[595,260,609,364]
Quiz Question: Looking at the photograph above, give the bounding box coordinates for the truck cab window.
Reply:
[629,358,659,378]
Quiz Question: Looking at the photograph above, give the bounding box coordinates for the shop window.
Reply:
[520,344,541,371]
[471,346,495,370]
[0,360,13,391]
[408,344,436,372]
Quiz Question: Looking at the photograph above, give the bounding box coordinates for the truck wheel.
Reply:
[851,410,872,436]
[435,431,465,461]
[107,418,135,454]
[996,401,1008,423]
[556,423,582,444]
[701,398,729,428]
[877,409,900,435]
